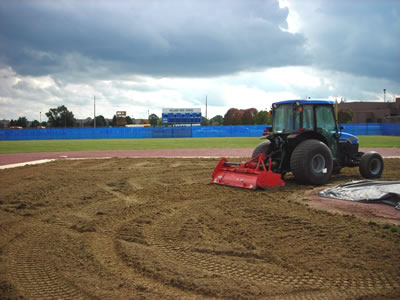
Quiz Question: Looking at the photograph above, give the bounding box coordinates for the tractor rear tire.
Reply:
[252,140,272,159]
[290,139,333,185]
[359,151,384,179]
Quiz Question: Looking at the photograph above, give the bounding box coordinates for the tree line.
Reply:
[6,105,354,128]
[8,105,152,128]
[9,117,47,128]
[219,108,271,125]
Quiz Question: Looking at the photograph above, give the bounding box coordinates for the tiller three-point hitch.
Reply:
[211,154,285,190]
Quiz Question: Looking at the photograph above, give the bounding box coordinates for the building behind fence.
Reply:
[338,98,400,123]
[0,123,399,141]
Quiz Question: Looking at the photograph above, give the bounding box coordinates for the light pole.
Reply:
[383,89,386,102]
[206,95,208,121]
[40,112,41,123]
[94,96,96,128]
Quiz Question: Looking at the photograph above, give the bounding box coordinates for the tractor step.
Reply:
[211,154,285,190]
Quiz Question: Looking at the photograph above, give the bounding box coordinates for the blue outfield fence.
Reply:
[339,123,400,136]
[0,127,151,140]
[192,125,267,138]
[0,123,399,141]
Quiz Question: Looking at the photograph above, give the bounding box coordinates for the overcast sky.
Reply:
[0,0,399,121]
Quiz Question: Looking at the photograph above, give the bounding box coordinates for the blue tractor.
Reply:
[250,99,384,185]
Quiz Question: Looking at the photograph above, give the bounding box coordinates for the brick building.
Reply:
[338,97,400,123]
[0,119,10,128]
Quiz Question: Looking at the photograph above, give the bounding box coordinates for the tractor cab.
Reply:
[269,100,340,159]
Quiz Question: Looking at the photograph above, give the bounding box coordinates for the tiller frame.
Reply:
[211,154,285,190]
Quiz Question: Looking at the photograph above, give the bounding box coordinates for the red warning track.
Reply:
[0,148,251,166]
[0,147,399,167]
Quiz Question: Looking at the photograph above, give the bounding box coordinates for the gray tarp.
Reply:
[319,180,400,210]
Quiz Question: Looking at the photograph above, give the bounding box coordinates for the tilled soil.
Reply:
[0,157,399,300]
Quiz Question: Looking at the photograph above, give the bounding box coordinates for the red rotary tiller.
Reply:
[211,153,285,190]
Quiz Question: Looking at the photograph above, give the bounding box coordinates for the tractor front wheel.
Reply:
[290,139,333,185]
[359,152,384,179]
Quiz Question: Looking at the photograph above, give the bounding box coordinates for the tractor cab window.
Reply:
[316,106,336,131]
[302,105,314,130]
[273,104,300,133]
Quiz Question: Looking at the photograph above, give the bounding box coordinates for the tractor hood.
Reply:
[340,132,359,144]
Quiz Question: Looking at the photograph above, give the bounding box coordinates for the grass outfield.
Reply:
[357,135,400,148]
[0,137,261,154]
[0,135,398,154]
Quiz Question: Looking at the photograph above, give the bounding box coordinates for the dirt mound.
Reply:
[0,157,399,299]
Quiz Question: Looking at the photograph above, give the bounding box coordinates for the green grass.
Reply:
[0,137,261,154]
[0,135,398,154]
[357,135,400,148]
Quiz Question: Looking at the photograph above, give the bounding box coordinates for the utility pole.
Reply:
[205,95,208,120]
[94,96,96,128]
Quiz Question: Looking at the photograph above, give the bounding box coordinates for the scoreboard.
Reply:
[162,108,202,124]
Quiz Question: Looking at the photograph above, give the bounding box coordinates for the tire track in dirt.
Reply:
[100,182,142,204]
[124,200,297,296]
[0,216,21,248]
[3,224,88,300]
[136,199,400,299]
[39,181,199,299]
[89,232,201,299]
[81,196,208,298]
[2,182,135,299]
[243,209,400,292]
[1,157,399,299]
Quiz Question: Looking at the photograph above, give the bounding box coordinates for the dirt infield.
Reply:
[0,156,399,299]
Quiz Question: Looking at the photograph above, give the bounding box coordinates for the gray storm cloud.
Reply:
[289,0,400,82]
[0,0,309,78]
[0,0,399,121]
